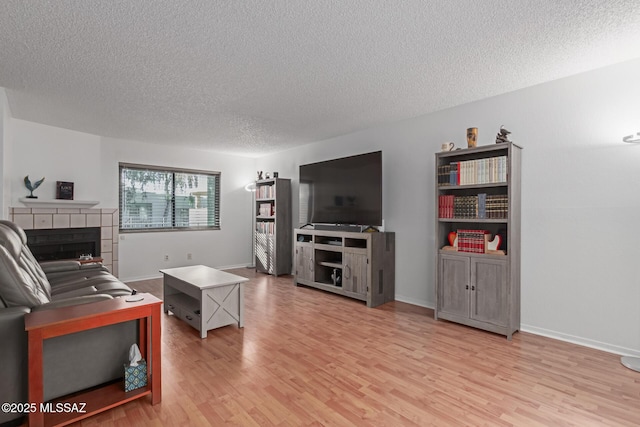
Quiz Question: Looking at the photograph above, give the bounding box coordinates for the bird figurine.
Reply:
[24,175,45,198]
[495,125,512,144]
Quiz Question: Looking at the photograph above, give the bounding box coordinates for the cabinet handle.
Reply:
[471,286,475,291]
[309,258,313,271]
[344,265,351,279]
[186,315,193,321]
[465,285,469,290]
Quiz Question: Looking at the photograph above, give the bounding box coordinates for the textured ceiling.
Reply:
[1,1,640,156]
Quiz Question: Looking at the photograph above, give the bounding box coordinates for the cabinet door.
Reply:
[295,244,314,282]
[438,255,470,318]
[343,252,367,296]
[470,258,508,326]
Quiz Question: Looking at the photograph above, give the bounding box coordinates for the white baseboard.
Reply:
[521,324,640,357]
[216,263,254,271]
[122,273,163,283]
[393,297,640,358]
[122,263,251,284]
[394,294,434,309]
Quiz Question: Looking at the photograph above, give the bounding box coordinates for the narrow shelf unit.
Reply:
[255,178,292,276]
[435,142,522,339]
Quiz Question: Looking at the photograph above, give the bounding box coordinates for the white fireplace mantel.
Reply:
[18,198,99,209]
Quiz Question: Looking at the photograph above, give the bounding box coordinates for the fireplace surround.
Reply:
[25,227,101,262]
[9,207,119,277]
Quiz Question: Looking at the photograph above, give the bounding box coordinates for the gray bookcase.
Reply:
[255,178,292,276]
[434,142,522,339]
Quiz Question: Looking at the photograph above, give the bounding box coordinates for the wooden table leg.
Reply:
[138,317,147,362]
[28,330,44,427]
[151,304,162,405]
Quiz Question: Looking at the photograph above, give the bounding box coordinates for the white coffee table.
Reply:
[160,265,249,338]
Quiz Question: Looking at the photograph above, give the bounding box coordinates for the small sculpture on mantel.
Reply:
[495,125,512,144]
[24,175,45,199]
[257,171,263,180]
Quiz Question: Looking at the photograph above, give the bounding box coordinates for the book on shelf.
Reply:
[258,203,274,217]
[256,222,275,234]
[486,195,508,219]
[438,164,452,186]
[456,229,490,254]
[257,184,276,199]
[440,156,507,187]
[438,193,507,219]
[449,162,459,185]
[478,193,486,219]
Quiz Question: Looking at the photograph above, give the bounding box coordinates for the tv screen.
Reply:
[299,151,382,226]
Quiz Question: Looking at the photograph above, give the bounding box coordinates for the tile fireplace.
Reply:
[25,227,101,262]
[9,207,119,277]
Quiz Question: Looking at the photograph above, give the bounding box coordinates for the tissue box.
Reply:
[124,360,147,392]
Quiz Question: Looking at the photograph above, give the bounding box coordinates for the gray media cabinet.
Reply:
[293,228,395,307]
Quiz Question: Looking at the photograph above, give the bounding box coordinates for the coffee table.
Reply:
[160,265,249,338]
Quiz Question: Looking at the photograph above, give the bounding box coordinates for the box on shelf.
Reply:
[124,360,147,392]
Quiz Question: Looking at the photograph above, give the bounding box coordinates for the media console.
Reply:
[293,228,395,307]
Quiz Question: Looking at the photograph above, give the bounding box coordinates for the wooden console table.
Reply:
[25,293,162,427]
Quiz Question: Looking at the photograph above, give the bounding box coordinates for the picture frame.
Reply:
[56,181,74,200]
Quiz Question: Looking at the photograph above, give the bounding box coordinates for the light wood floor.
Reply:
[72,269,639,426]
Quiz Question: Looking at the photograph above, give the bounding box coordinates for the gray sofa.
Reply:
[0,220,137,426]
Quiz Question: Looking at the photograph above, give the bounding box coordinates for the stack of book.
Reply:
[456,229,490,254]
[438,195,454,218]
[258,203,274,217]
[439,156,508,186]
[438,164,452,186]
[256,222,275,234]
[438,193,507,219]
[257,185,275,199]
[486,195,508,219]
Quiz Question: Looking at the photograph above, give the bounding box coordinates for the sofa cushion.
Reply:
[0,221,53,297]
[0,245,50,307]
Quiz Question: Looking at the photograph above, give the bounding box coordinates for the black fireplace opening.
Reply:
[25,228,101,262]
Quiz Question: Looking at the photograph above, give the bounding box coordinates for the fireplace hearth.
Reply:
[25,227,101,262]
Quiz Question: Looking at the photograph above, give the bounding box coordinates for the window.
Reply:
[119,164,220,232]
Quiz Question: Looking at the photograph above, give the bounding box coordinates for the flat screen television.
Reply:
[299,151,382,226]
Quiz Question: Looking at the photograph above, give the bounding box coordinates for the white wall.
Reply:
[257,58,640,356]
[10,120,102,203]
[9,120,256,281]
[0,89,12,219]
[99,137,255,280]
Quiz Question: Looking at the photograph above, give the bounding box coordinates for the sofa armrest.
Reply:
[31,294,113,312]
[39,260,82,273]
[80,262,107,271]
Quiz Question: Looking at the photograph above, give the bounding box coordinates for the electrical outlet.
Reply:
[164,255,169,261]
[187,253,192,260]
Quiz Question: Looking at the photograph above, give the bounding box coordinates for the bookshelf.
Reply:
[435,143,522,339]
[255,178,292,276]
